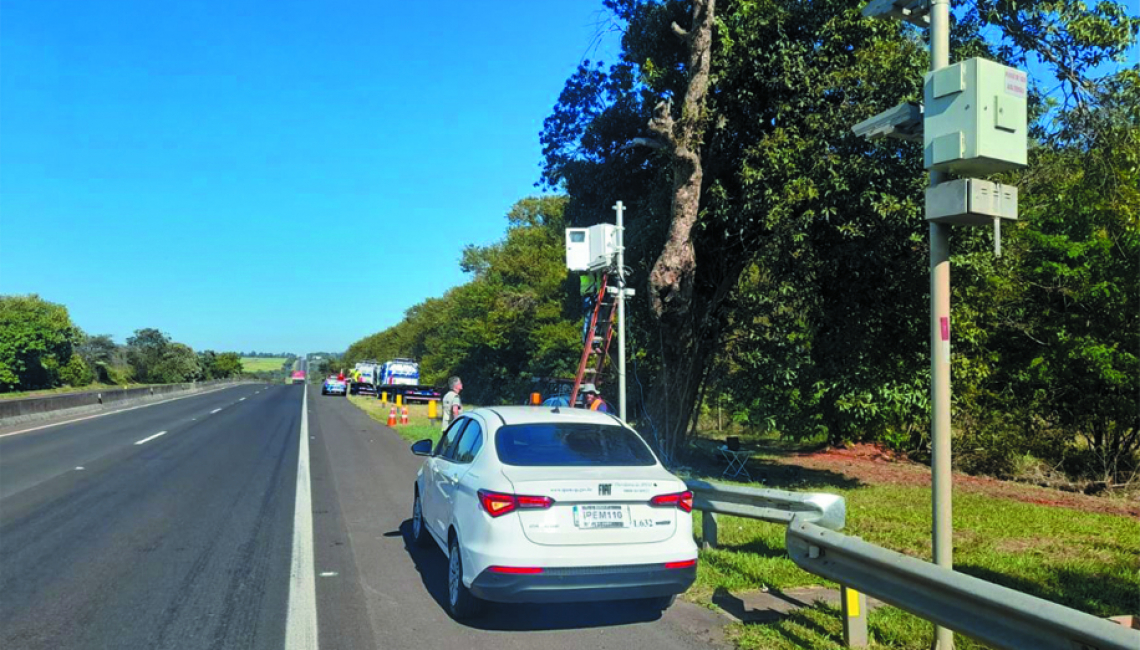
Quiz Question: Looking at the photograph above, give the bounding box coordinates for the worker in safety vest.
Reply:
[580,383,610,413]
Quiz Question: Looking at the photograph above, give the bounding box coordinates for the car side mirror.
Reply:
[410,439,433,456]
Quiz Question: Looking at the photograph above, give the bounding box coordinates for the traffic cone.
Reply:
[387,406,397,427]
[401,406,409,425]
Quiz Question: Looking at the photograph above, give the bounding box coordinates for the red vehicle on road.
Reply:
[291,370,306,385]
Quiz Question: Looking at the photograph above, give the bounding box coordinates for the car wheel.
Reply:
[447,534,483,620]
[411,490,431,548]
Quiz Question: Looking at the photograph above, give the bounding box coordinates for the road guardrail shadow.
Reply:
[394,519,666,630]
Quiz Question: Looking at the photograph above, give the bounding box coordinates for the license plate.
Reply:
[573,505,627,529]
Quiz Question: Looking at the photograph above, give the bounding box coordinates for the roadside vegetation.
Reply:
[341,1,1138,494]
[684,453,1138,649]
[345,396,448,445]
[0,294,247,393]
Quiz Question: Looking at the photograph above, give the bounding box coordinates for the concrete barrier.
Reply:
[0,379,255,428]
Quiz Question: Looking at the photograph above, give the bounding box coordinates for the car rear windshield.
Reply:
[495,423,657,467]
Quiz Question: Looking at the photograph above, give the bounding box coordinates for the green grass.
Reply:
[239,357,290,373]
[689,479,1140,649]
[346,395,453,445]
[0,382,149,400]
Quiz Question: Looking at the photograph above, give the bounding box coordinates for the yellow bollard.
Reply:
[428,399,438,419]
[381,391,388,405]
[396,394,403,407]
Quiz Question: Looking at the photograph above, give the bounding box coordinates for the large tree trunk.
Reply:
[642,0,716,462]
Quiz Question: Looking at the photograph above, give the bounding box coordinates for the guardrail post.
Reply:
[841,584,869,647]
[701,510,718,550]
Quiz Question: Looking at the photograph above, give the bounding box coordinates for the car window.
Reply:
[495,423,657,466]
[441,418,471,460]
[452,420,483,464]
[435,418,467,457]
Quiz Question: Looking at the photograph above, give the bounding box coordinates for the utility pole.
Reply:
[927,2,953,649]
[858,2,1024,647]
[613,200,628,422]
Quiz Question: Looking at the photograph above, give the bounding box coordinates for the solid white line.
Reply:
[285,382,319,650]
[0,385,245,439]
[210,408,223,414]
[134,430,168,445]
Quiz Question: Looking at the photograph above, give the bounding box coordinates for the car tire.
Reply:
[447,533,483,620]
[411,490,431,548]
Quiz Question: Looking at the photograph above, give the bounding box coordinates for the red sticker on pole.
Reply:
[940,317,950,341]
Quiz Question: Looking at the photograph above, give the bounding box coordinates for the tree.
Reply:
[542,0,933,458]
[126,328,172,383]
[0,295,80,391]
[210,352,243,379]
[542,0,1138,466]
[59,354,95,387]
[151,343,201,383]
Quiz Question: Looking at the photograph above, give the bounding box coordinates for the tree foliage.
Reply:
[0,295,80,391]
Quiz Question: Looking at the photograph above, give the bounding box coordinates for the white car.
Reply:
[409,406,698,619]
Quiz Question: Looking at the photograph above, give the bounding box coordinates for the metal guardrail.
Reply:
[786,518,1140,650]
[684,478,846,545]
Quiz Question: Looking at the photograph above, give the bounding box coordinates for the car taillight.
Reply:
[478,490,554,517]
[488,566,544,574]
[665,559,697,570]
[650,490,693,513]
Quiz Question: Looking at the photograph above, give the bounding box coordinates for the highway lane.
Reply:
[0,383,301,650]
[307,392,730,650]
[0,383,270,499]
[0,380,730,650]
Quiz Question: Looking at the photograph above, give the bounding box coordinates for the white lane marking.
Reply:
[0,384,249,439]
[134,431,168,445]
[319,572,338,578]
[285,382,319,649]
[75,466,85,470]
[210,408,222,414]
[239,398,246,402]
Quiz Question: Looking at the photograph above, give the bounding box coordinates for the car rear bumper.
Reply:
[468,563,696,604]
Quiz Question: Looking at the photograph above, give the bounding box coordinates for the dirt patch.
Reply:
[773,443,1140,519]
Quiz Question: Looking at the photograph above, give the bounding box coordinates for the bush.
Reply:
[58,354,94,388]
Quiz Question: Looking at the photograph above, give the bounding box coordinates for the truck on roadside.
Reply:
[373,359,440,403]
[348,361,381,396]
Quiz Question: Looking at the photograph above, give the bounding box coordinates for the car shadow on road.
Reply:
[392,519,667,631]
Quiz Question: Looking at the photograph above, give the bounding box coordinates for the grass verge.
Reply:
[0,383,152,400]
[346,395,451,445]
[689,479,1139,649]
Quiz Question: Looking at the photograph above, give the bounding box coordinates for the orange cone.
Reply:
[401,406,409,425]
[386,406,397,427]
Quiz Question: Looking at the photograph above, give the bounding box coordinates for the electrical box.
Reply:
[565,224,618,272]
[925,178,1017,226]
[923,57,1028,175]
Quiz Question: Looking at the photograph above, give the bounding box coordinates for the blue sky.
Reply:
[0,0,620,354]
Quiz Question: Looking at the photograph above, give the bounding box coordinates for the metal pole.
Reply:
[614,201,628,422]
[929,1,953,648]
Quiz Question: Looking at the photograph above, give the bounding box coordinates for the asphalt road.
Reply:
[0,382,729,650]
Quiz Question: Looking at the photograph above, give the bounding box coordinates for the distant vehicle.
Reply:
[349,361,381,396]
[376,358,440,403]
[290,370,306,385]
[409,405,696,620]
[322,376,347,396]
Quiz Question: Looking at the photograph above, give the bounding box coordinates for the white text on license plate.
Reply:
[574,505,626,529]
